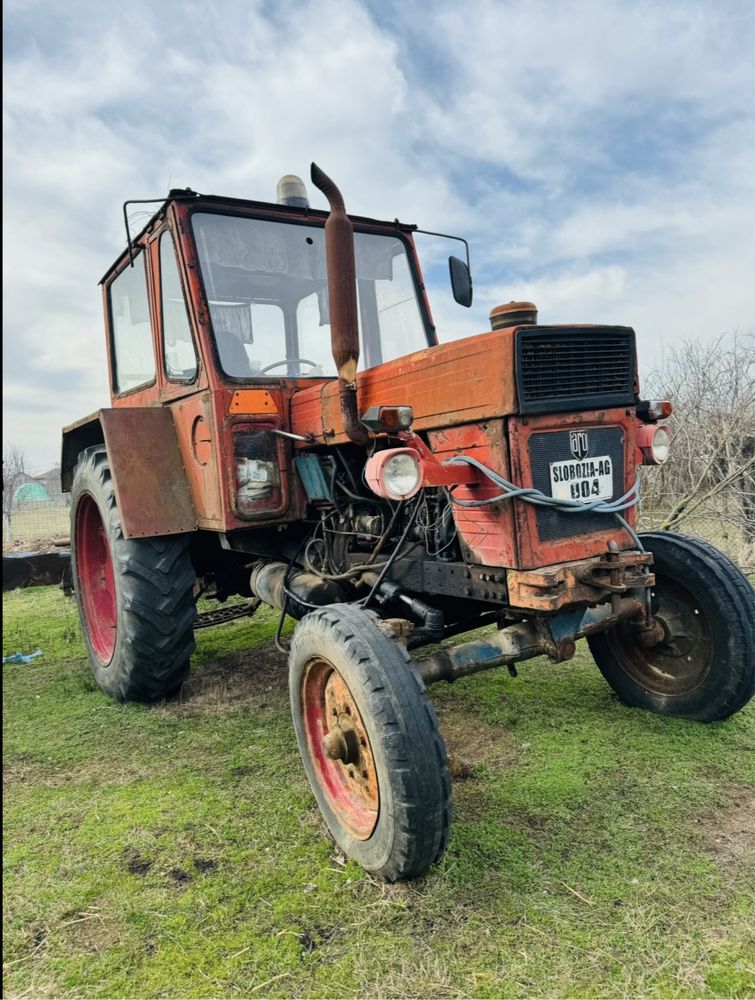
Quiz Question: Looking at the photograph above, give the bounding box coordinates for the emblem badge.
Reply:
[570,431,589,460]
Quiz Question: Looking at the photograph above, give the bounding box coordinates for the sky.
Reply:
[4,0,754,473]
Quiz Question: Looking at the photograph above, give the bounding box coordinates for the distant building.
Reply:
[13,481,49,504]
[11,467,65,506]
[33,467,65,502]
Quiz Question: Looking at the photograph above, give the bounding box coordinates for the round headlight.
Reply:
[383,452,421,498]
[650,425,670,464]
[638,423,671,465]
[364,448,423,500]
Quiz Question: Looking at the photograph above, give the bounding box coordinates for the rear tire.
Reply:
[289,604,452,881]
[588,532,755,722]
[71,446,197,702]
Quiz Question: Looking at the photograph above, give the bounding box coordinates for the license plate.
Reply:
[549,454,613,503]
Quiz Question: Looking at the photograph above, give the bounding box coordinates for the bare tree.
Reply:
[639,332,755,571]
[3,445,29,542]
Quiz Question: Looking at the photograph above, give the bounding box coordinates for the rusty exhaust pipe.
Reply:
[310,163,369,446]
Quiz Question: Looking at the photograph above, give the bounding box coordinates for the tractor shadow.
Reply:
[162,644,290,717]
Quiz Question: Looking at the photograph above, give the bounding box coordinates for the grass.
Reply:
[3,587,754,998]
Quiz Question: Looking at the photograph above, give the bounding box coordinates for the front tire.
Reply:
[588,532,754,722]
[289,604,452,881]
[71,446,197,702]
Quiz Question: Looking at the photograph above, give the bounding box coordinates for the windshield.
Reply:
[192,212,430,379]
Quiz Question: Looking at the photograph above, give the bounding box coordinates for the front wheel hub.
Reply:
[301,658,379,840]
[606,577,713,695]
[633,617,667,649]
[322,722,359,764]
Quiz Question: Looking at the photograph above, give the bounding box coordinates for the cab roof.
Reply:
[99,189,419,285]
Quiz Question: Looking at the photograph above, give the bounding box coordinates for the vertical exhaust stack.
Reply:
[310,163,370,446]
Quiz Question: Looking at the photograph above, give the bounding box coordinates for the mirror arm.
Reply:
[409,226,471,272]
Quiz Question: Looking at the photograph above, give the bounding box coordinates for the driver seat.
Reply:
[217,329,253,376]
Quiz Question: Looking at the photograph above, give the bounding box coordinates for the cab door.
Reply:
[152,225,223,527]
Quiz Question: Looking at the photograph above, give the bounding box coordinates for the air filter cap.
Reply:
[490,301,538,330]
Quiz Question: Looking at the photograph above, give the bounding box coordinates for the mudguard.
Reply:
[61,408,197,539]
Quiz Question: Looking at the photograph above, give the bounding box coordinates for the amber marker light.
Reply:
[361,405,414,434]
[637,399,673,422]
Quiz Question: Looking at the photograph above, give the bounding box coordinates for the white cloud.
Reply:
[3,0,754,471]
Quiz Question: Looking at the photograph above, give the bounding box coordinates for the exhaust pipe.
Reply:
[249,561,345,620]
[310,163,370,446]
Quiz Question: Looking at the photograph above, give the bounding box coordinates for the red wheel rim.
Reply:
[75,494,117,664]
[301,657,379,840]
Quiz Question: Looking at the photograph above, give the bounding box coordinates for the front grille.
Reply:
[516,326,636,414]
[528,426,626,541]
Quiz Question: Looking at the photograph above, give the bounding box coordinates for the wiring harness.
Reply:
[444,455,644,550]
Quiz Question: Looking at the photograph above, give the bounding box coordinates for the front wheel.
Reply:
[289,604,452,881]
[588,532,754,722]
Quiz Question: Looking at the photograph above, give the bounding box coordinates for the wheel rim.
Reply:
[607,572,714,696]
[300,657,379,840]
[75,493,117,665]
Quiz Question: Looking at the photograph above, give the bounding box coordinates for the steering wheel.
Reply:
[258,358,319,375]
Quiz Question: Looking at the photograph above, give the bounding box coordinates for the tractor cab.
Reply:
[101,178,438,407]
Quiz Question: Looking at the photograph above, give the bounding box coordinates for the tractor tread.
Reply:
[71,446,196,703]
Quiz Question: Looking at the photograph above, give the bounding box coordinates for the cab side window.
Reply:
[109,253,155,393]
[160,232,198,381]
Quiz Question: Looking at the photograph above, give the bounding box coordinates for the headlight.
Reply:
[638,424,671,465]
[365,448,423,500]
[233,425,283,514]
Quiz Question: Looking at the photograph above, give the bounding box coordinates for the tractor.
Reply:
[61,165,755,880]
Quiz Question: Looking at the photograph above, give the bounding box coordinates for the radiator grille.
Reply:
[516,326,636,414]
[528,427,626,541]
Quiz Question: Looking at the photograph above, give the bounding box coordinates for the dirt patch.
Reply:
[436,707,517,778]
[124,848,153,876]
[3,756,38,787]
[169,867,193,886]
[159,645,289,718]
[702,789,755,868]
[194,858,218,874]
[65,910,121,955]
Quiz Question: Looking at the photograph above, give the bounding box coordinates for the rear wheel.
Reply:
[71,446,197,702]
[588,532,755,721]
[289,604,452,880]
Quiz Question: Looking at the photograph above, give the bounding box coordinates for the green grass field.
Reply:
[3,587,754,998]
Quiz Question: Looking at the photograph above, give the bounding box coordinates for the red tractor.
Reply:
[62,165,754,880]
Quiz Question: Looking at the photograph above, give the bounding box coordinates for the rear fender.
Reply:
[62,408,197,539]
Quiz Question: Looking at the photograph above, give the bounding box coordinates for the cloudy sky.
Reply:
[4,0,754,472]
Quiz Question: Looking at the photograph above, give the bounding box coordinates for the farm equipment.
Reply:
[62,165,755,880]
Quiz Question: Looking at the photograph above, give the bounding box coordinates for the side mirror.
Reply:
[449,256,473,307]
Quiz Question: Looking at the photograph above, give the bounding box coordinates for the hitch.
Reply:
[507,548,654,612]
